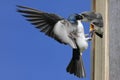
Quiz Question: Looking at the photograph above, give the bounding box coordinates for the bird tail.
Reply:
[66,49,86,78]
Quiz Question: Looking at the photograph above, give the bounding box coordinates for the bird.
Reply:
[16,5,91,78]
[90,19,103,38]
[80,11,103,38]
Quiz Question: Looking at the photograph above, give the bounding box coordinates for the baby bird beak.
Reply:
[89,24,95,37]
[90,24,95,32]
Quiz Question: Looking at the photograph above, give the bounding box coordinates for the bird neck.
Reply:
[77,20,84,33]
[77,20,83,28]
[76,20,86,38]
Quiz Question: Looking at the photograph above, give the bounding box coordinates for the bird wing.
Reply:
[17,5,67,44]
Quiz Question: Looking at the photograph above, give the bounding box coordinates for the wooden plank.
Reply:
[91,0,109,80]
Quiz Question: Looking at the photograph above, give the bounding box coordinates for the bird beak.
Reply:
[89,24,95,37]
[78,14,84,20]
[89,24,95,32]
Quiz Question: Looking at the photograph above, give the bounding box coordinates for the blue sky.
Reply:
[0,0,91,80]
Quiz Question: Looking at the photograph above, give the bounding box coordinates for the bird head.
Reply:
[67,14,83,23]
[90,19,103,38]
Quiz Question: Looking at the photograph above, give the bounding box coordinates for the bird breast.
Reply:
[76,37,88,52]
[76,21,88,51]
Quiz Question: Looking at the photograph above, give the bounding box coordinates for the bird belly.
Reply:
[76,38,88,52]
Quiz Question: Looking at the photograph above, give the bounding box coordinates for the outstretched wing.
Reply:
[17,5,66,43]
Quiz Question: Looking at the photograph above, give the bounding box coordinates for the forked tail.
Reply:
[66,49,86,78]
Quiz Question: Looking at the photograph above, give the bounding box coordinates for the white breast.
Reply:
[76,20,88,52]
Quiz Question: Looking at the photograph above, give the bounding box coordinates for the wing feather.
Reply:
[17,5,67,44]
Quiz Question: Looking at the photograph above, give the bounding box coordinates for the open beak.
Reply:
[89,24,95,37]
[90,24,95,32]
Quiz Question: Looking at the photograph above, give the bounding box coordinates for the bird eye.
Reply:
[76,15,83,20]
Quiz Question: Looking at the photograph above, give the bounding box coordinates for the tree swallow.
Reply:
[80,11,103,38]
[17,5,91,78]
